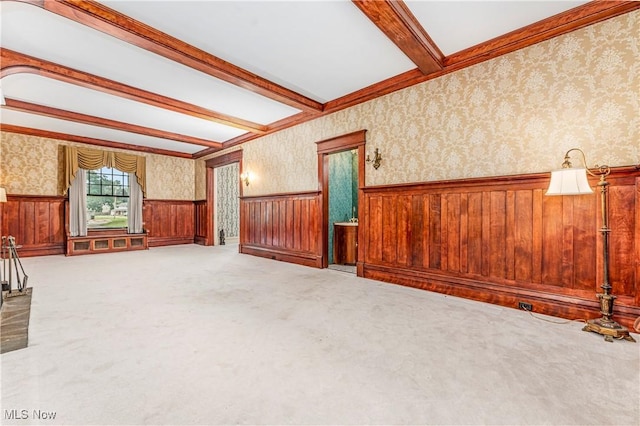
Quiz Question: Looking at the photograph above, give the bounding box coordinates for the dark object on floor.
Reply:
[219,229,225,245]
[1,287,33,354]
[1,236,29,296]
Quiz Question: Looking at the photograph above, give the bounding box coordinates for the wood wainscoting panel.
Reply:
[361,167,640,329]
[240,191,322,268]
[0,195,65,257]
[143,199,195,247]
[194,200,208,245]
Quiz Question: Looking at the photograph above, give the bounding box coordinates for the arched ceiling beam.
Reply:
[352,0,443,75]
[3,98,223,149]
[18,0,323,113]
[0,49,266,134]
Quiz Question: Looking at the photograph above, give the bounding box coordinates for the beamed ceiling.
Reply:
[1,0,638,159]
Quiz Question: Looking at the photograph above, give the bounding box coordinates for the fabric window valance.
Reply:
[63,146,146,196]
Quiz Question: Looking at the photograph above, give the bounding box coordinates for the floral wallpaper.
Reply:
[3,11,639,201]
[219,10,639,196]
[0,132,194,200]
[145,154,194,200]
[0,132,59,195]
[194,159,206,201]
[215,162,240,239]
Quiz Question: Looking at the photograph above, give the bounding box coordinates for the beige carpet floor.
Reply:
[1,244,638,425]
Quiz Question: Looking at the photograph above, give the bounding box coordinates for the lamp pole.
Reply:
[582,171,634,342]
[547,149,634,342]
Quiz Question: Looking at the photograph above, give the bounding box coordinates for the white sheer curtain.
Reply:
[69,168,87,237]
[127,172,143,233]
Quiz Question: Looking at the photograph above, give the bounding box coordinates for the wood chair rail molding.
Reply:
[361,166,640,193]
[0,194,66,202]
[239,190,320,201]
[359,166,640,329]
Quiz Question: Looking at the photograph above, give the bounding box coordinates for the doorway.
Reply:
[327,150,359,273]
[214,163,240,245]
[316,130,366,275]
[205,150,243,247]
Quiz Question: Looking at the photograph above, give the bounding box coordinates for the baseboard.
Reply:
[240,244,322,268]
[363,263,640,330]
[16,245,65,258]
[148,237,194,247]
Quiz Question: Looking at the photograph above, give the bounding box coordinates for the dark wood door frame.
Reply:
[204,150,243,247]
[316,130,367,275]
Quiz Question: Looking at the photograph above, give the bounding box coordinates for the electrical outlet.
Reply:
[518,302,533,311]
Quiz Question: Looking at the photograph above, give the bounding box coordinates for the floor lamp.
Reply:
[546,149,634,342]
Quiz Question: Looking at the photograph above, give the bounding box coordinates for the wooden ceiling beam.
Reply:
[352,0,443,75]
[3,98,224,149]
[23,0,322,113]
[1,124,194,158]
[329,1,640,113]
[0,49,266,134]
[6,1,640,160]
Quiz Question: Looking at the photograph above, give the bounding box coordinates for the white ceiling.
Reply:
[104,0,418,102]
[0,0,593,156]
[406,1,589,55]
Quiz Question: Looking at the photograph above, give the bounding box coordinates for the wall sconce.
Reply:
[546,148,634,342]
[240,171,252,186]
[0,187,6,203]
[366,148,382,169]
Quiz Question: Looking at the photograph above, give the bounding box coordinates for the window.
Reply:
[86,167,129,229]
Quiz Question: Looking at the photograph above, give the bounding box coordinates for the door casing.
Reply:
[316,130,367,275]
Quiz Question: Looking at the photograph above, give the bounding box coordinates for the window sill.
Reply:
[87,228,129,236]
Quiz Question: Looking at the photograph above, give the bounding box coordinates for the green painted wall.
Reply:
[328,150,358,264]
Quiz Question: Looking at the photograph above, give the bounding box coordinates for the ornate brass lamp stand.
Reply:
[546,149,635,342]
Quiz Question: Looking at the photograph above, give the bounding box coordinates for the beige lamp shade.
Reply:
[546,168,593,195]
[0,187,7,203]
